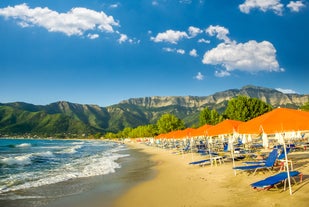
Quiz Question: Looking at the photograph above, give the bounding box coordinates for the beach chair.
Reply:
[242,148,278,165]
[278,147,290,160]
[189,159,211,167]
[277,148,293,171]
[251,171,303,191]
[181,144,191,153]
[233,149,278,175]
[223,142,228,152]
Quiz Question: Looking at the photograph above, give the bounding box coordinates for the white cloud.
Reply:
[202,40,283,73]
[118,33,128,43]
[287,1,306,12]
[151,26,203,44]
[163,47,175,52]
[116,32,136,44]
[18,21,31,28]
[188,26,202,38]
[239,0,284,15]
[0,4,119,36]
[198,38,210,44]
[276,88,297,94]
[87,33,99,39]
[163,47,185,55]
[189,49,198,57]
[215,70,231,77]
[195,72,204,80]
[177,49,185,55]
[151,29,189,44]
[205,25,231,43]
[110,3,120,9]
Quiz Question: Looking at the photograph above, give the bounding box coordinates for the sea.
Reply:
[0,138,150,207]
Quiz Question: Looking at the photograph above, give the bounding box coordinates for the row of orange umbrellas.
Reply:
[155,120,243,139]
[155,108,309,139]
[155,125,211,139]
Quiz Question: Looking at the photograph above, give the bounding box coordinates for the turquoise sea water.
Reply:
[0,138,128,196]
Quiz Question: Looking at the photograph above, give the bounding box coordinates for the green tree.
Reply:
[199,108,223,126]
[300,101,309,111]
[93,132,102,139]
[156,113,185,134]
[121,127,133,138]
[128,124,157,138]
[224,96,272,121]
[104,132,116,139]
[209,109,224,125]
[144,124,158,137]
[199,108,211,126]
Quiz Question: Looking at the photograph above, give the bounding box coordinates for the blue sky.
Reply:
[0,0,308,106]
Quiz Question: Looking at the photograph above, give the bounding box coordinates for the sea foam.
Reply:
[0,155,32,166]
[0,141,129,194]
[16,143,31,148]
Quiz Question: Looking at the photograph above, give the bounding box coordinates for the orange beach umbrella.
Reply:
[157,130,181,139]
[238,108,309,135]
[155,128,195,139]
[191,124,213,137]
[206,119,244,137]
[171,128,194,139]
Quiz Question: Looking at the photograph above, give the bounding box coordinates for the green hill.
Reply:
[0,86,308,137]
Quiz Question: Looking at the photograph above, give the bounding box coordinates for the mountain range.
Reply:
[0,85,308,137]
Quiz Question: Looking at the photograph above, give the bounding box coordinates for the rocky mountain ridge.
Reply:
[0,85,308,137]
[121,85,308,109]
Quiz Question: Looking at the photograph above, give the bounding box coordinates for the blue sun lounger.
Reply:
[233,149,278,175]
[251,171,303,191]
[242,159,266,165]
[278,147,291,160]
[243,148,289,166]
[189,159,211,166]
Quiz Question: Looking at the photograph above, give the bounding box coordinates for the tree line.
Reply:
[102,96,309,139]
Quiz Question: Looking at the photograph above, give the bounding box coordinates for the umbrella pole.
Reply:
[190,137,194,162]
[283,135,292,195]
[208,137,212,167]
[230,136,236,175]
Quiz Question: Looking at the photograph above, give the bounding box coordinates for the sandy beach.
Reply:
[114,142,309,207]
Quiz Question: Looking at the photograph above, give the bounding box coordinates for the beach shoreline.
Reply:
[2,140,309,207]
[47,146,157,207]
[0,143,157,207]
[113,142,309,207]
